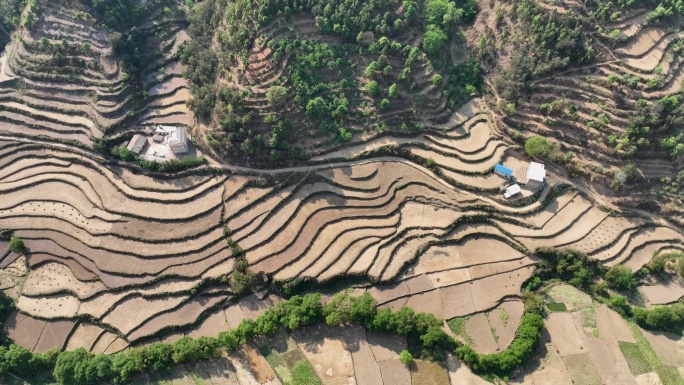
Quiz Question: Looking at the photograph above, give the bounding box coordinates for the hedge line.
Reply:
[0,290,548,384]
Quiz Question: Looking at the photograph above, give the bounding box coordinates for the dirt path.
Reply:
[0,133,552,218]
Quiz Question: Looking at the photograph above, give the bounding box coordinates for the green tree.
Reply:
[364,61,378,77]
[424,0,457,28]
[111,349,145,383]
[349,293,376,326]
[53,348,93,385]
[393,307,416,334]
[525,136,554,158]
[388,83,398,98]
[605,265,636,291]
[371,308,394,332]
[306,97,328,119]
[116,146,137,162]
[422,25,447,55]
[145,343,173,372]
[399,349,413,365]
[420,326,449,348]
[379,99,390,110]
[365,80,379,96]
[266,86,288,108]
[8,236,24,254]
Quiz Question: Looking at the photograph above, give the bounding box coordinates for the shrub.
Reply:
[610,164,635,191]
[8,236,25,254]
[365,80,379,96]
[502,102,516,115]
[525,136,554,159]
[633,304,684,332]
[388,83,398,98]
[605,265,636,291]
[432,74,443,86]
[266,86,288,108]
[608,295,632,316]
[338,128,352,142]
[399,349,413,364]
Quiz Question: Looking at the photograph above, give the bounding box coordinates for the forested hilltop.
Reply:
[176,0,684,219]
[180,0,479,164]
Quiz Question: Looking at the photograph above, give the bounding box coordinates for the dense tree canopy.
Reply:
[266,86,288,108]
[422,25,448,55]
[605,265,636,291]
[525,136,555,159]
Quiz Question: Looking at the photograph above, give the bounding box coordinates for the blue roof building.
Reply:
[494,164,513,178]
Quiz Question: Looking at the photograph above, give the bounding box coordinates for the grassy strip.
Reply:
[627,322,684,385]
[446,317,474,345]
[618,341,652,376]
[291,360,321,385]
[499,308,509,326]
[547,302,567,312]
[259,345,293,384]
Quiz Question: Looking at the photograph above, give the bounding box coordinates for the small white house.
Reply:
[168,126,188,154]
[527,162,546,182]
[514,162,546,190]
[504,184,521,199]
[155,125,188,154]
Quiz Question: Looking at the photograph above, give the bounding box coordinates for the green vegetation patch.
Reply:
[410,359,450,385]
[627,322,684,385]
[190,372,208,385]
[562,353,602,385]
[446,316,473,345]
[581,306,596,327]
[546,284,593,310]
[619,341,653,376]
[547,302,567,312]
[291,359,321,385]
[181,0,482,164]
[282,347,308,369]
[259,345,292,384]
[499,308,509,326]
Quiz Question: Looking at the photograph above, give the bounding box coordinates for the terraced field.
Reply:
[510,284,684,385]
[2,118,683,354]
[0,0,192,148]
[3,1,684,385]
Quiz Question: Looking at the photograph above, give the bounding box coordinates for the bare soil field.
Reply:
[639,278,684,305]
[2,135,682,353]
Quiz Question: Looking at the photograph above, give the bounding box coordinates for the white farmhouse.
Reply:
[514,162,546,190]
[155,125,188,154]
